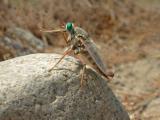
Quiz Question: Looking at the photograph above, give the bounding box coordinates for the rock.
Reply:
[0,37,34,58]
[0,54,129,120]
[7,27,45,50]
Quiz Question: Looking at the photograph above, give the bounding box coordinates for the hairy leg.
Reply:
[48,47,73,72]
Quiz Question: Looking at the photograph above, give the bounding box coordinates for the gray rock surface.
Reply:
[0,54,130,120]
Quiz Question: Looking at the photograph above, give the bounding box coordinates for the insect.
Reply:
[41,22,114,85]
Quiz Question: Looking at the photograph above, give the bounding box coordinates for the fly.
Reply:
[40,22,114,85]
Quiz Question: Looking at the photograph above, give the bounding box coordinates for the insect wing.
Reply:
[80,38,108,75]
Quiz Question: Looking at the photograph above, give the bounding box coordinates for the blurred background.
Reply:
[0,0,160,119]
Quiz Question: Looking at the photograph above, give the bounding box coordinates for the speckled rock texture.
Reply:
[0,54,130,120]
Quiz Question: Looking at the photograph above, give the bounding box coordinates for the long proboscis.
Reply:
[39,27,68,43]
[40,28,66,33]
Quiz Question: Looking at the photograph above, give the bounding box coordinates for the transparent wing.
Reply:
[79,37,108,76]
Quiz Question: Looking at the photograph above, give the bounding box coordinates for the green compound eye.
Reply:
[66,22,73,31]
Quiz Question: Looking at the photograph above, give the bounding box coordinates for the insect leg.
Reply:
[74,55,87,88]
[62,32,69,43]
[48,47,73,72]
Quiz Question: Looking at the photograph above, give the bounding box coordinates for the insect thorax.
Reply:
[67,27,89,54]
[74,27,89,40]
